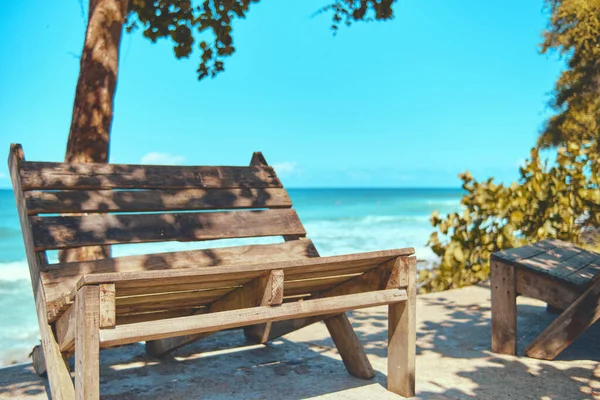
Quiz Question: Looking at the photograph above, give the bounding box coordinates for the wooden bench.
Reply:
[491,239,600,360]
[8,144,417,399]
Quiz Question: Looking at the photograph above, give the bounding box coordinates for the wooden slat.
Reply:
[25,188,292,214]
[245,254,413,344]
[116,308,206,326]
[491,239,560,263]
[563,254,600,286]
[8,144,76,400]
[516,268,582,311]
[46,249,411,321]
[146,269,285,356]
[284,274,361,296]
[19,162,282,190]
[116,288,234,314]
[76,250,410,288]
[99,289,407,347]
[56,303,76,352]
[525,277,600,360]
[43,240,319,308]
[516,245,592,278]
[31,208,306,250]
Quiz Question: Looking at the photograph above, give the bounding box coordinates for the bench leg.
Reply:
[325,313,375,379]
[526,277,600,360]
[30,281,76,400]
[387,256,416,397]
[491,260,517,355]
[75,285,101,400]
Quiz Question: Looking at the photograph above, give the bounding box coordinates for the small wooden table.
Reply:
[490,239,600,360]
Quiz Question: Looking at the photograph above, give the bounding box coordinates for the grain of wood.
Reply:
[245,254,413,343]
[145,270,284,356]
[19,162,282,190]
[116,288,234,314]
[31,209,306,250]
[99,284,116,328]
[101,289,407,347]
[117,308,207,326]
[75,285,100,400]
[9,144,75,399]
[30,345,47,377]
[491,260,517,355]
[74,250,412,289]
[387,256,416,397]
[325,313,375,379]
[43,240,319,311]
[25,188,292,214]
[516,268,582,310]
[491,240,559,263]
[525,277,600,360]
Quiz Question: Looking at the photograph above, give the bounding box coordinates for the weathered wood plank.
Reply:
[43,240,319,309]
[19,162,282,190]
[516,268,582,310]
[99,284,116,328]
[516,245,592,278]
[74,285,100,400]
[284,274,361,296]
[75,250,411,289]
[245,254,413,344]
[146,269,285,356]
[491,260,517,355]
[50,254,394,320]
[387,256,416,397]
[116,308,207,326]
[324,313,375,379]
[31,209,306,250]
[116,288,234,314]
[100,289,407,347]
[30,345,47,377]
[237,270,284,345]
[25,188,292,214]
[525,277,600,360]
[564,254,600,286]
[8,144,75,399]
[56,302,76,352]
[491,239,559,263]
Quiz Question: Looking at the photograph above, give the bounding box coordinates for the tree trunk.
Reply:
[60,0,129,263]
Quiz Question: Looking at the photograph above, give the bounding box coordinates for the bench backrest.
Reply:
[9,144,318,318]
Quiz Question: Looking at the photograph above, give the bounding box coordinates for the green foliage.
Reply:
[421,142,600,293]
[125,0,398,80]
[539,0,600,150]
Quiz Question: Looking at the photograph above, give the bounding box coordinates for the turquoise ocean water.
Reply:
[0,187,462,365]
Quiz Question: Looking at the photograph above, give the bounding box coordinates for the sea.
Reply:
[0,187,463,365]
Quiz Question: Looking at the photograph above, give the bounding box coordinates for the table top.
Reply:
[491,239,600,287]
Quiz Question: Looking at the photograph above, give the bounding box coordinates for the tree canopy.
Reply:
[126,0,397,80]
[538,0,600,150]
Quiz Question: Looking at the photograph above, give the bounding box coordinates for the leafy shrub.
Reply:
[420,140,599,293]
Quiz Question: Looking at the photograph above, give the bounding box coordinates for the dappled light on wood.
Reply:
[8,144,417,399]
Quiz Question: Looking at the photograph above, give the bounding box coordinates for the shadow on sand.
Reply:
[1,286,600,399]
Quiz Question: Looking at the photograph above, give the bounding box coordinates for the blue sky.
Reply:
[0,1,562,188]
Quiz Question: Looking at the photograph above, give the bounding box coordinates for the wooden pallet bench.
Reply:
[491,239,600,360]
[9,144,417,399]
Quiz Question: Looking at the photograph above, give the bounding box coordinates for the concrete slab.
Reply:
[1,285,599,399]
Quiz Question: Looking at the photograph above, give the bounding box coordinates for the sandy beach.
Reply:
[1,285,599,399]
